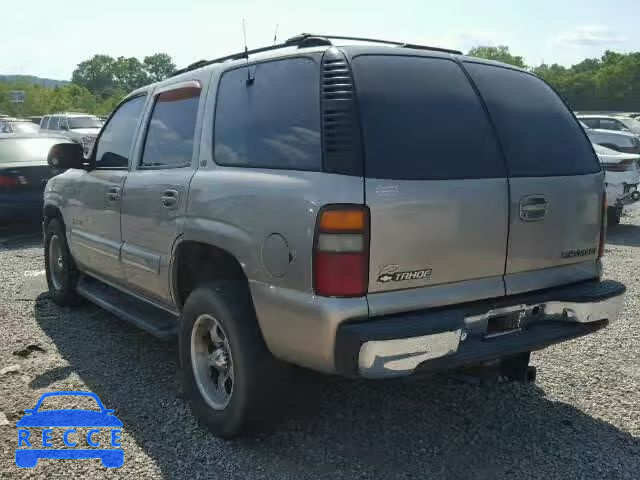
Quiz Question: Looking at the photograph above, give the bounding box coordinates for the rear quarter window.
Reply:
[351,55,504,180]
[214,57,322,171]
[464,62,600,177]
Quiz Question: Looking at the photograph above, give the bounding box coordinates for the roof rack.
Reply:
[171,33,461,77]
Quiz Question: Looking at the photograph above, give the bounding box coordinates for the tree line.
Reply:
[0,53,175,117]
[2,47,640,118]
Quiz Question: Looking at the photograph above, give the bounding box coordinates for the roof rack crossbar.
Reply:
[170,33,461,77]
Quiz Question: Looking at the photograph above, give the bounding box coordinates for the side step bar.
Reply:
[76,274,179,340]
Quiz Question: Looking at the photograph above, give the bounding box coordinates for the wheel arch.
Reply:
[171,239,250,310]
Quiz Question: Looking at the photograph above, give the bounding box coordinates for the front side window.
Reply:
[140,87,201,168]
[214,58,321,171]
[94,95,146,169]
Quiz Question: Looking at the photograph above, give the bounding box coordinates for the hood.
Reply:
[16,409,123,427]
[68,128,100,136]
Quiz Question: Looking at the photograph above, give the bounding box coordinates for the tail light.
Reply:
[0,175,18,187]
[313,205,369,297]
[599,192,607,259]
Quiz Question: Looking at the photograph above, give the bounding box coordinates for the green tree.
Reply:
[467,45,527,68]
[143,53,176,83]
[113,56,148,92]
[71,54,117,98]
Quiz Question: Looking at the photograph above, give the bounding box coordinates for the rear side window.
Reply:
[140,87,201,168]
[40,117,49,129]
[95,95,146,169]
[49,116,60,130]
[464,63,600,177]
[214,58,321,171]
[580,118,599,129]
[351,55,503,180]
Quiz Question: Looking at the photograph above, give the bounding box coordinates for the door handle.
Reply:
[519,195,549,222]
[160,189,179,209]
[106,186,121,202]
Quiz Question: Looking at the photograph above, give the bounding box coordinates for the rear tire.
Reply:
[179,281,286,438]
[44,218,80,306]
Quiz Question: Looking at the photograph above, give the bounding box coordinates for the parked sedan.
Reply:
[0,134,72,222]
[594,143,640,225]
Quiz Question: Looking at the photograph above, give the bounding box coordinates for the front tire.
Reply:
[44,218,80,306]
[179,281,285,438]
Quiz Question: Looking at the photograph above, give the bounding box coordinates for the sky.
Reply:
[4,0,640,80]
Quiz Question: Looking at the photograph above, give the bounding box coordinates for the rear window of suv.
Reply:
[464,62,600,177]
[351,55,504,180]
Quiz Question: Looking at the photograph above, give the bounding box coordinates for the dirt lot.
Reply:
[0,214,638,479]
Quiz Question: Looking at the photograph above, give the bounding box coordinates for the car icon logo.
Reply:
[15,391,123,468]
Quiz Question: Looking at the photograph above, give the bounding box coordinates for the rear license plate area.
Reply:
[485,312,523,338]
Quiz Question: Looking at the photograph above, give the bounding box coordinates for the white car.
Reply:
[578,114,640,136]
[39,113,103,155]
[593,143,640,224]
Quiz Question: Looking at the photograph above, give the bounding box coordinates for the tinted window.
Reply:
[140,87,200,168]
[214,58,321,171]
[95,95,146,168]
[40,116,50,129]
[49,116,60,130]
[0,137,70,163]
[465,63,599,176]
[581,118,599,129]
[351,55,503,180]
[68,116,103,129]
[599,118,625,131]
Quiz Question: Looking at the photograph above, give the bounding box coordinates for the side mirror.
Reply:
[48,143,86,170]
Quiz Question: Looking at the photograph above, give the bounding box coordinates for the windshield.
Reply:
[68,116,102,129]
[0,137,68,163]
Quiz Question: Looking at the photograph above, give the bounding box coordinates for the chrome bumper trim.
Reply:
[357,292,624,379]
[358,330,461,379]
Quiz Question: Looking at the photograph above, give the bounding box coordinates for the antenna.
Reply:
[242,20,254,85]
[273,24,279,44]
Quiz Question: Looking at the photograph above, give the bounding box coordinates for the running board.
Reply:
[76,274,179,340]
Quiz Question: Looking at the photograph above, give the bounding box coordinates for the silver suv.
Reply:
[42,34,626,437]
[40,113,103,155]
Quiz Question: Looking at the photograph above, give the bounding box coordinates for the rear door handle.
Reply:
[519,195,549,222]
[161,189,179,209]
[106,186,121,202]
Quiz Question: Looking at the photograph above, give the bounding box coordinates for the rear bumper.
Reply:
[334,280,625,379]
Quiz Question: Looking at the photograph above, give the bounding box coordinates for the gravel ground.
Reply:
[0,214,638,479]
